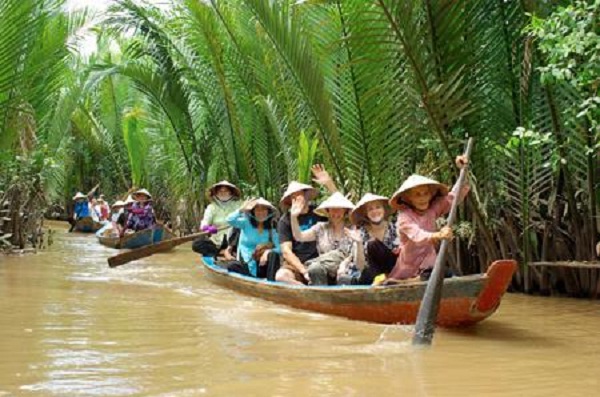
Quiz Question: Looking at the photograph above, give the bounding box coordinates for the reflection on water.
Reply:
[1,222,599,396]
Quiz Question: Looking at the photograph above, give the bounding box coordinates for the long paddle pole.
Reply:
[412,138,474,346]
[108,231,209,268]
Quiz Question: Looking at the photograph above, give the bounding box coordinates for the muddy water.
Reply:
[1,224,599,396]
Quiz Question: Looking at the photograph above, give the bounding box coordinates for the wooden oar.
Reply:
[412,138,474,346]
[108,231,208,268]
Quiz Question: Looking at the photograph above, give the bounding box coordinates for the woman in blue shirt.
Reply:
[226,198,280,279]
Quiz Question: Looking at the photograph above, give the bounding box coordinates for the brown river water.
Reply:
[1,223,599,396]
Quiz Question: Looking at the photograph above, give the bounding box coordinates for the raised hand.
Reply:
[290,195,305,217]
[311,164,332,186]
[344,227,362,243]
[455,155,469,169]
[241,198,257,212]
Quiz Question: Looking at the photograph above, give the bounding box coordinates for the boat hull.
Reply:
[74,217,103,233]
[98,225,173,249]
[200,259,516,326]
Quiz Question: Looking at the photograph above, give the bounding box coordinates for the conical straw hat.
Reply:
[389,174,448,210]
[133,188,152,199]
[209,180,241,198]
[124,195,136,205]
[279,181,318,208]
[350,193,390,225]
[112,200,125,208]
[244,197,278,218]
[314,192,355,217]
[72,192,86,201]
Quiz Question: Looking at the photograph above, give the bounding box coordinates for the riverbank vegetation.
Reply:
[0,0,598,294]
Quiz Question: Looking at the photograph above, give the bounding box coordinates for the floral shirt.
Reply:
[359,221,399,263]
[126,202,156,231]
[309,222,354,256]
[341,220,399,278]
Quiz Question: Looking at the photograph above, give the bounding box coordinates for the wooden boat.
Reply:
[98,225,173,249]
[200,258,517,326]
[74,216,103,233]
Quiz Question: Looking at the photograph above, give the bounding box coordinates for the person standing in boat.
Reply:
[289,192,356,285]
[385,155,469,282]
[337,194,399,285]
[124,189,156,233]
[275,165,338,285]
[192,181,241,260]
[225,198,281,279]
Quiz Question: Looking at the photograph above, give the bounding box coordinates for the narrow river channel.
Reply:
[1,223,599,396]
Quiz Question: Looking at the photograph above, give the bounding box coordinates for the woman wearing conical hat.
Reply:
[225,198,280,278]
[289,192,355,285]
[192,180,241,260]
[385,155,470,282]
[96,199,126,238]
[96,195,110,222]
[275,165,338,285]
[125,188,156,233]
[337,193,399,285]
[115,195,135,236]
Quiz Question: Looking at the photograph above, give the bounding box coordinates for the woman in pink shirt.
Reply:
[386,155,469,281]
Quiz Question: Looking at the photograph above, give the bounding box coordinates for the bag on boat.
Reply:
[305,249,348,285]
[252,242,274,263]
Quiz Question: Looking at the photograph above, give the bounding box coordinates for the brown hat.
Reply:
[314,192,355,217]
[209,180,241,198]
[350,193,390,225]
[389,175,448,210]
[279,181,318,208]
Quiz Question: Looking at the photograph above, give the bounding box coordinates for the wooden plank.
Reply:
[529,261,600,269]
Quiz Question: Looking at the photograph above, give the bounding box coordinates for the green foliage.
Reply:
[123,107,147,187]
[529,0,599,142]
[297,130,318,184]
[1,0,598,283]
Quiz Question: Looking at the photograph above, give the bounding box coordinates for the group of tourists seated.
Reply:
[193,155,469,286]
[71,188,157,237]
